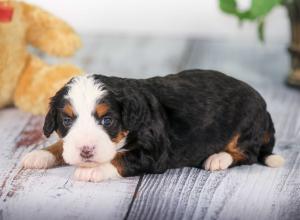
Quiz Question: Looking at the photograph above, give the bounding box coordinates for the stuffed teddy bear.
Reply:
[0,1,83,115]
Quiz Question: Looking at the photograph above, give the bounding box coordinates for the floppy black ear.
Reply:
[43,90,63,138]
[43,105,57,138]
[118,87,153,132]
[42,81,71,138]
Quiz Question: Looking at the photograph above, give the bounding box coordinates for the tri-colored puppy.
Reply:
[22,69,284,182]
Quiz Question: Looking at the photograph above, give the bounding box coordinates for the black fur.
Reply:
[91,69,276,177]
[43,82,72,138]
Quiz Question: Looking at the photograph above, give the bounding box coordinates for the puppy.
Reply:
[22,69,284,182]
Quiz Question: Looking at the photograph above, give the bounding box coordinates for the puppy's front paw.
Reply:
[204,152,233,171]
[22,150,56,169]
[74,163,120,182]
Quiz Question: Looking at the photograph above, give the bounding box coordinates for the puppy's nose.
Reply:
[80,146,95,159]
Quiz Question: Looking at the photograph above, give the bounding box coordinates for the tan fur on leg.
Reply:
[22,140,64,169]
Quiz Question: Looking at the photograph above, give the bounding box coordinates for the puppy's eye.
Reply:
[101,116,113,127]
[62,116,73,127]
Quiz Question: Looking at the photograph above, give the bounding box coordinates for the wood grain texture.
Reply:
[127,40,300,220]
[45,34,188,78]
[0,35,187,220]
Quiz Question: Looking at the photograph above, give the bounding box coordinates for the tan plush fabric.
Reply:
[0,1,83,115]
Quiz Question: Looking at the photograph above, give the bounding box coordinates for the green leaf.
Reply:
[218,0,283,41]
[219,0,254,20]
[238,10,256,20]
[219,0,238,15]
[219,0,282,20]
[251,0,282,17]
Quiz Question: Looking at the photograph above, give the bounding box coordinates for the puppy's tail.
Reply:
[259,112,285,168]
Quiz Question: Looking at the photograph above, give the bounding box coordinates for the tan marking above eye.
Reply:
[63,103,75,118]
[96,103,109,118]
[225,133,246,162]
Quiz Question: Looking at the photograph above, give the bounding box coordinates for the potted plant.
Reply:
[219,0,300,87]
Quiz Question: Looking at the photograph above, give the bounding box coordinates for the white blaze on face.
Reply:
[62,75,122,166]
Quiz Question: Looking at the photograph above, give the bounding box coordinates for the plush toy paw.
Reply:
[74,163,120,182]
[204,152,233,171]
[22,150,56,169]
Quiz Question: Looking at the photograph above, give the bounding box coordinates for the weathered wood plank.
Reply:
[78,35,188,78]
[0,110,32,198]
[46,34,188,78]
[182,40,290,86]
[127,40,300,220]
[0,35,188,220]
[2,167,139,220]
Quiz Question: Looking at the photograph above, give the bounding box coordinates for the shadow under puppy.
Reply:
[22,69,284,182]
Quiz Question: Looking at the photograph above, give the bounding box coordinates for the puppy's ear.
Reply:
[42,79,73,138]
[43,103,57,138]
[118,87,152,132]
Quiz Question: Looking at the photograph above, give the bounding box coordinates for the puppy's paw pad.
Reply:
[204,152,233,171]
[22,150,56,169]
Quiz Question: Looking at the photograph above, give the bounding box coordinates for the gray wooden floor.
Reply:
[1,35,300,220]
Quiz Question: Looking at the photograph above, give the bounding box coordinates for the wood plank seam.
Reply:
[175,39,195,72]
[124,175,144,220]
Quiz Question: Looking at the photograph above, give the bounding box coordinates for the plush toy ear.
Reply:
[43,101,58,138]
